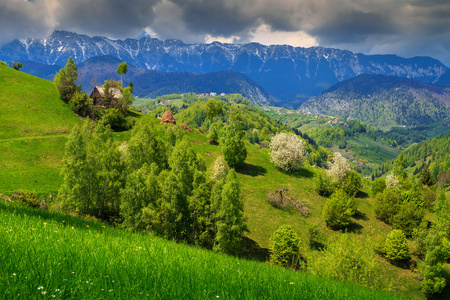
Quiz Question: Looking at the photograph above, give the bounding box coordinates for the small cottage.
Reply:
[90,86,123,106]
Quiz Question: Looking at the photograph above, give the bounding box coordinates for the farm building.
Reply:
[90,86,123,106]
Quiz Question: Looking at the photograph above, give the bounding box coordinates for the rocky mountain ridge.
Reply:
[1,30,448,106]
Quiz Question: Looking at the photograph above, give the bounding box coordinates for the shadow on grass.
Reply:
[356,190,369,199]
[388,259,412,270]
[239,236,270,262]
[428,285,450,300]
[344,222,364,234]
[236,163,267,177]
[352,210,369,221]
[283,168,314,178]
[310,241,326,251]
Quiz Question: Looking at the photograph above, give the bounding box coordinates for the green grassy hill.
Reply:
[0,201,403,299]
[0,64,79,139]
[2,68,449,299]
[0,65,82,196]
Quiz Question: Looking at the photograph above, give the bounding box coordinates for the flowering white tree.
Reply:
[210,155,229,182]
[386,172,401,190]
[269,133,307,172]
[327,152,350,184]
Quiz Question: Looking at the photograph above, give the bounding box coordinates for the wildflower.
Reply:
[42,291,47,295]
[55,289,60,292]
[86,225,89,228]
[290,282,294,285]
[102,226,105,228]
[12,273,16,276]
[38,286,43,290]
[71,227,74,229]
[44,222,47,225]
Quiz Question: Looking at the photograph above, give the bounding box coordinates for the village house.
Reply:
[90,86,123,106]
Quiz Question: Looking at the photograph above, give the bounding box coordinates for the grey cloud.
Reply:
[0,0,56,44]
[56,0,162,39]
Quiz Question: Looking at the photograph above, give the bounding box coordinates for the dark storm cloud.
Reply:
[55,0,162,38]
[1,0,450,65]
[310,10,398,45]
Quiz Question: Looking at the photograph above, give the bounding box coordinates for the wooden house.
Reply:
[90,86,123,106]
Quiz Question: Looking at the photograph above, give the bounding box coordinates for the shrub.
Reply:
[392,202,425,237]
[371,177,386,195]
[342,170,362,197]
[269,225,303,269]
[269,133,307,172]
[384,230,409,261]
[374,189,401,224]
[322,189,356,229]
[315,172,334,197]
[210,156,229,182]
[11,190,40,208]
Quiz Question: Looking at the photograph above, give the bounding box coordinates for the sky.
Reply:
[1,0,449,66]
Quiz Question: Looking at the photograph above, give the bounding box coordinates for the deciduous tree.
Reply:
[269,133,307,172]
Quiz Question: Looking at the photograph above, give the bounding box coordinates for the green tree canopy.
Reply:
[54,57,82,102]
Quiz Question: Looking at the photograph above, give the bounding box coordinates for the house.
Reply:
[90,86,123,106]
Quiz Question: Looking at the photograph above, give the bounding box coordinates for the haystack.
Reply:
[161,110,177,125]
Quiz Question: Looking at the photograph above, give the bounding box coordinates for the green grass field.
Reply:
[0,201,404,300]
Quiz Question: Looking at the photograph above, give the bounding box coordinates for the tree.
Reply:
[269,133,307,172]
[12,61,23,71]
[371,177,386,195]
[221,119,247,169]
[315,172,334,197]
[385,173,400,190]
[420,164,435,187]
[58,119,124,219]
[270,225,302,269]
[210,156,229,183]
[117,61,128,83]
[213,169,248,254]
[374,188,401,224]
[384,229,409,261]
[327,152,350,185]
[322,189,356,229]
[54,57,82,102]
[342,170,362,197]
[392,202,425,237]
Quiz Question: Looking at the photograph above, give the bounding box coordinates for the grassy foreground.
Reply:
[0,201,403,300]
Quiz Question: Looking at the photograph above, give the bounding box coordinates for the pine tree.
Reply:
[384,229,409,260]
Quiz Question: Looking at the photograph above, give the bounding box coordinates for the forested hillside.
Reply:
[300,74,450,129]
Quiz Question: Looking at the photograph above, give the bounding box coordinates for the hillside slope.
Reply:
[300,74,450,129]
[0,64,79,139]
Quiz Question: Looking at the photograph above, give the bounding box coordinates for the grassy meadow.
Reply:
[0,201,403,300]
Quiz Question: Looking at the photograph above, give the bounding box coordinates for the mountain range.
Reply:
[1,30,448,107]
[300,74,450,129]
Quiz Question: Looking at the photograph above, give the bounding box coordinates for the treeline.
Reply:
[57,119,247,255]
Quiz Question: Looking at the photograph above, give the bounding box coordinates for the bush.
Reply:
[315,172,334,197]
[11,190,40,208]
[391,202,425,237]
[269,225,303,269]
[322,189,356,229]
[374,189,401,224]
[269,133,307,172]
[327,152,350,184]
[342,170,362,197]
[384,230,409,261]
[371,177,386,195]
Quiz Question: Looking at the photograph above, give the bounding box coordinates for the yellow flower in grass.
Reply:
[43,222,47,225]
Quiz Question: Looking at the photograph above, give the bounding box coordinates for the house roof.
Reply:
[91,86,123,99]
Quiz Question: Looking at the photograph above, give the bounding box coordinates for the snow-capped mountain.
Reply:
[1,30,447,106]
